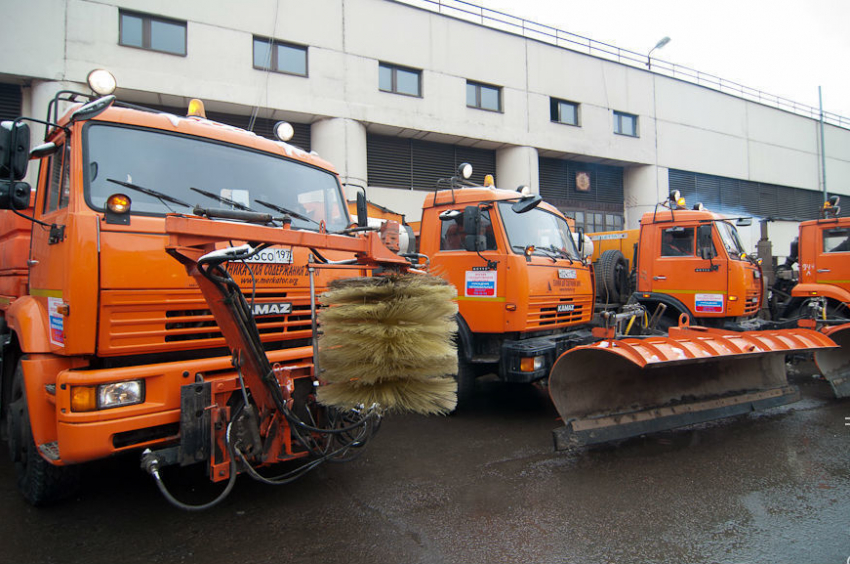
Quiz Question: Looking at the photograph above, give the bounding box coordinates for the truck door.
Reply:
[28,134,98,354]
[650,225,729,318]
[817,224,850,294]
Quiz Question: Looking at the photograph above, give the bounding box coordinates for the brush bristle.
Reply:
[317,377,458,415]
[317,274,459,415]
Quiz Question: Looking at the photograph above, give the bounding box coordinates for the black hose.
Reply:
[146,452,238,512]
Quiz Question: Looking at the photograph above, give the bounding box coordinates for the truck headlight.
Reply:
[520,356,545,372]
[71,380,145,412]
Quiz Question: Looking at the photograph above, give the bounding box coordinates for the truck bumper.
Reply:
[52,346,313,464]
[499,330,594,384]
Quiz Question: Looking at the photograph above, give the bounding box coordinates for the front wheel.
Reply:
[454,355,478,408]
[7,359,80,506]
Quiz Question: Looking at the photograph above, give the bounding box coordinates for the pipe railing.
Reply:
[392,0,849,129]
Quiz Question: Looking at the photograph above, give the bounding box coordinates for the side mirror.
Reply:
[511,194,542,214]
[735,217,752,227]
[0,180,32,210]
[462,205,485,252]
[0,121,31,181]
[356,190,368,228]
[576,227,585,256]
[697,225,716,259]
[70,95,115,123]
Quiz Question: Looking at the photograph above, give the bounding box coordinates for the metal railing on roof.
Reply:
[392,0,850,130]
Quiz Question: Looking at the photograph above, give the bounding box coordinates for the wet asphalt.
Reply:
[1,366,848,564]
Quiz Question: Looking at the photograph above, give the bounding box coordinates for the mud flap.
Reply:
[814,323,850,398]
[549,324,837,450]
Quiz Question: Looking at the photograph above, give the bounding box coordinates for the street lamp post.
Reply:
[647,36,671,69]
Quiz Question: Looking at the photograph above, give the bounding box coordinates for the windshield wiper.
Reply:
[255,199,321,227]
[107,178,190,209]
[547,245,574,264]
[513,244,557,263]
[190,187,254,211]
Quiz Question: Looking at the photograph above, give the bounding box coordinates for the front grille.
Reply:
[100,289,314,355]
[527,295,593,329]
[743,291,760,316]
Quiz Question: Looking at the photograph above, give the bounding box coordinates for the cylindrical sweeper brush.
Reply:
[317,274,459,415]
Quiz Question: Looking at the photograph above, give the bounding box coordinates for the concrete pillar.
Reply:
[310,117,367,201]
[623,165,668,229]
[495,145,539,194]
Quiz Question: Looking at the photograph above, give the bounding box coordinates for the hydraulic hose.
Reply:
[142,449,238,512]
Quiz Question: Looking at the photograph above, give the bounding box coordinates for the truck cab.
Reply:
[790,203,850,311]
[633,208,763,326]
[417,185,594,399]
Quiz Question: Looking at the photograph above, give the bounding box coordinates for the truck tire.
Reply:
[7,360,80,506]
[596,249,630,304]
[454,355,477,407]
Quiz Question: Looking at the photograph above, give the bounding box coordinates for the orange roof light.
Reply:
[187,99,206,118]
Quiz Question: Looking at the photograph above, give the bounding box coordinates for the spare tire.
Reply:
[595,249,630,304]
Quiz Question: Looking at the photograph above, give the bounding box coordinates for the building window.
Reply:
[379,63,422,97]
[613,111,638,137]
[253,37,308,76]
[119,11,186,56]
[466,81,502,112]
[550,98,579,126]
[564,211,623,234]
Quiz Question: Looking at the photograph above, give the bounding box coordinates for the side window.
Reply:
[696,224,717,258]
[440,210,496,251]
[661,227,695,257]
[44,142,70,213]
[823,228,850,253]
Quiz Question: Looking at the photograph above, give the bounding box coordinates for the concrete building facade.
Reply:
[2,0,849,253]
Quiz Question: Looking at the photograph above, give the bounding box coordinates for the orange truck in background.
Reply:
[589,193,763,329]
[0,78,403,507]
[588,192,850,398]
[771,196,850,319]
[414,177,596,402]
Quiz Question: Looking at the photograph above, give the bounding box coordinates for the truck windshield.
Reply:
[497,202,580,260]
[717,221,747,259]
[83,122,350,232]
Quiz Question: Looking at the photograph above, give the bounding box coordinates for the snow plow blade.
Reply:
[814,323,850,398]
[550,324,838,451]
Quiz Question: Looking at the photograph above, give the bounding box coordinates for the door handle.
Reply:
[817,269,831,273]
[653,276,667,281]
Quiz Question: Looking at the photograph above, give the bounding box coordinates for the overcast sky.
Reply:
[473,0,850,119]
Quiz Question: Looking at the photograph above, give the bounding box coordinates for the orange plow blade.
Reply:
[814,323,850,398]
[549,325,838,450]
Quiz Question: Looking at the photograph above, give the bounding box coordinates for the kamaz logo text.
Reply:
[557,304,575,313]
[251,303,293,316]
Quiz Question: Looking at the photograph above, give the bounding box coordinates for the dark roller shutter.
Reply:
[0,83,23,121]
[366,134,495,191]
[669,169,825,221]
[411,139,454,190]
[367,135,412,189]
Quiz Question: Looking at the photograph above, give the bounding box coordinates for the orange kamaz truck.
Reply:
[414,177,595,402]
[588,192,850,397]
[589,192,762,328]
[0,73,458,508]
